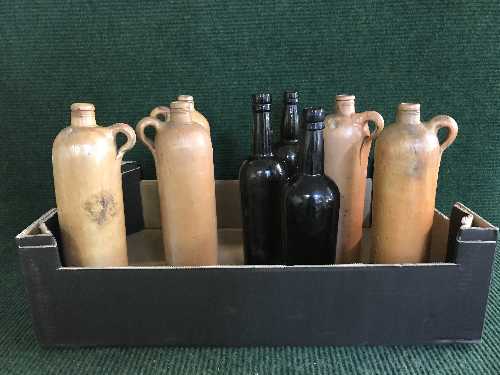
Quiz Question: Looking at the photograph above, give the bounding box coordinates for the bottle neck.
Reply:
[335,100,355,116]
[252,111,273,157]
[71,111,97,127]
[170,110,192,123]
[396,110,421,125]
[178,99,195,111]
[281,103,299,142]
[300,127,324,176]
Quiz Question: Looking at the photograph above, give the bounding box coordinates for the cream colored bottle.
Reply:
[150,95,210,135]
[372,103,458,263]
[136,101,218,266]
[52,103,136,267]
[324,95,384,263]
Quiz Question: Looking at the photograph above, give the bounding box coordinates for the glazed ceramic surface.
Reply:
[136,101,218,266]
[283,108,340,265]
[239,94,286,264]
[324,95,384,263]
[52,103,136,267]
[372,103,458,263]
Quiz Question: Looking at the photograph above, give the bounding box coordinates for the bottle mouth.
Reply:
[170,101,191,112]
[252,93,272,111]
[70,102,96,127]
[177,95,194,103]
[284,91,298,104]
[336,94,355,101]
[253,104,271,112]
[252,93,271,104]
[71,102,95,113]
[399,102,420,112]
[303,107,325,129]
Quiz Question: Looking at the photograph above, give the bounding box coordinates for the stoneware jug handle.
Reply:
[110,123,137,160]
[150,106,170,122]
[136,116,163,159]
[358,111,385,141]
[427,115,458,152]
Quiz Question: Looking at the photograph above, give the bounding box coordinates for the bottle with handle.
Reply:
[52,103,136,267]
[274,91,300,181]
[136,101,218,266]
[283,107,340,265]
[324,94,384,263]
[239,93,286,264]
[372,103,458,263]
[150,95,210,134]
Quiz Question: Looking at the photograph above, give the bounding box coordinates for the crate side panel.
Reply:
[44,264,470,347]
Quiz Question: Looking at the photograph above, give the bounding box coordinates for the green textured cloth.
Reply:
[1,1,499,373]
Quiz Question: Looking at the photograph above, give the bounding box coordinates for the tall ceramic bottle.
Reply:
[52,103,136,267]
[150,95,210,134]
[372,103,458,263]
[283,107,340,265]
[239,93,286,264]
[274,91,300,180]
[324,94,384,263]
[136,101,218,266]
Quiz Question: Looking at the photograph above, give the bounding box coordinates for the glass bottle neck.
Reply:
[252,111,273,157]
[281,103,299,142]
[300,128,324,176]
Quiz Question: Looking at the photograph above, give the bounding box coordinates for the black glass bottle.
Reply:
[282,107,340,265]
[274,91,300,181]
[239,93,286,264]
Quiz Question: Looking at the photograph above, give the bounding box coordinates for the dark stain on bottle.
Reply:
[84,191,117,225]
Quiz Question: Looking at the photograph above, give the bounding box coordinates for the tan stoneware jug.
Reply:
[52,103,136,267]
[324,95,384,263]
[136,101,218,266]
[150,95,210,135]
[372,103,458,263]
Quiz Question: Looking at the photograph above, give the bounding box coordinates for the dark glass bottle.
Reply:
[274,91,300,180]
[239,93,286,264]
[282,107,340,265]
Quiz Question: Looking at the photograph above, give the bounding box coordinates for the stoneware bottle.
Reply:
[52,103,136,267]
[150,95,210,134]
[274,91,300,180]
[239,93,286,265]
[283,107,340,265]
[372,103,458,263]
[324,94,384,263]
[136,101,218,266]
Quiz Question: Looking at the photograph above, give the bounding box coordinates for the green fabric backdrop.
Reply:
[1,1,499,373]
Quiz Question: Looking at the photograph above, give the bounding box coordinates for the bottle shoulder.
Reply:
[274,142,300,157]
[52,125,117,164]
[192,111,210,130]
[324,114,368,139]
[159,121,212,147]
[377,122,440,153]
[239,157,285,178]
[287,174,340,198]
[53,125,111,148]
[325,113,352,127]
